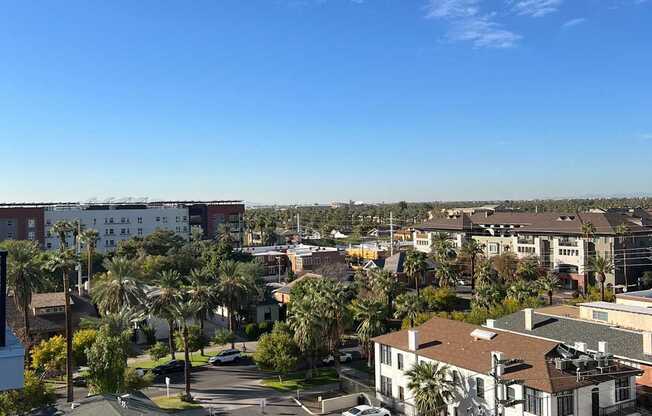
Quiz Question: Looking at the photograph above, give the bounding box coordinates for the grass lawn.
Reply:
[262,368,339,393]
[131,353,210,369]
[151,396,203,410]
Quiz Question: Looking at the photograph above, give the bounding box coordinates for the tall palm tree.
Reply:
[435,261,458,288]
[51,220,74,250]
[431,233,455,262]
[45,247,78,403]
[405,251,428,296]
[405,361,458,416]
[188,268,218,355]
[537,272,560,305]
[474,259,497,288]
[460,239,483,291]
[369,269,402,317]
[516,257,540,281]
[581,221,596,242]
[319,280,349,373]
[288,296,321,380]
[171,295,200,401]
[394,292,424,328]
[79,229,100,294]
[589,254,613,301]
[351,298,386,368]
[149,269,185,358]
[91,257,146,315]
[2,240,43,346]
[217,260,248,346]
[615,224,630,289]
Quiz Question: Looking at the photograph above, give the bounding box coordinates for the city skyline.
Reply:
[2,0,651,204]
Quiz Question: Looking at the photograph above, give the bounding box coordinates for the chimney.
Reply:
[486,319,496,329]
[575,342,587,353]
[408,330,419,352]
[598,341,608,354]
[492,351,505,377]
[524,308,534,331]
[0,250,6,347]
[643,333,652,356]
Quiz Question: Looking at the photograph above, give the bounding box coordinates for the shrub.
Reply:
[148,342,169,361]
[244,323,259,340]
[0,370,55,415]
[421,286,458,311]
[175,325,209,354]
[642,271,652,289]
[124,367,154,392]
[73,329,97,367]
[213,329,236,347]
[140,325,157,346]
[31,335,66,375]
[258,321,271,335]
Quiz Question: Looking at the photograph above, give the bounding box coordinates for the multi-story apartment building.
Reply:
[373,316,641,416]
[412,209,652,291]
[0,201,245,253]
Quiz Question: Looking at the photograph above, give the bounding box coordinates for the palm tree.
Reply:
[581,221,596,242]
[615,224,630,289]
[537,272,560,305]
[474,259,497,287]
[2,240,43,346]
[405,251,428,296]
[435,261,458,288]
[51,220,74,250]
[473,283,504,309]
[506,280,536,303]
[149,269,185,358]
[188,268,218,355]
[589,254,613,301]
[319,280,350,373]
[91,257,146,315]
[45,248,78,403]
[516,257,540,281]
[369,269,401,317]
[171,295,200,401]
[405,361,458,416]
[288,296,321,380]
[217,260,249,346]
[431,233,455,262]
[79,229,99,294]
[460,239,483,291]
[394,292,424,328]
[351,298,386,368]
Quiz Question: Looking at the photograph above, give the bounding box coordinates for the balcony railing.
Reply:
[558,239,579,247]
[517,238,535,245]
[599,399,638,416]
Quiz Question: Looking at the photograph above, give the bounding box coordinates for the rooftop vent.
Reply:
[471,329,497,341]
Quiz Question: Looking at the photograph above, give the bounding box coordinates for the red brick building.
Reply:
[0,206,45,246]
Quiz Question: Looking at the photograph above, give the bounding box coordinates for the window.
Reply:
[380,345,392,365]
[398,386,405,401]
[138,217,143,224]
[380,376,392,396]
[557,391,574,416]
[27,218,36,228]
[6,220,12,226]
[592,310,609,321]
[137,228,143,236]
[162,217,168,223]
[156,217,160,222]
[525,388,544,416]
[46,242,52,249]
[109,217,114,223]
[397,353,404,370]
[183,216,187,221]
[615,377,630,402]
[121,217,126,223]
[264,307,272,321]
[476,378,485,399]
[452,370,459,385]
[109,229,114,235]
[488,243,499,254]
[176,216,181,222]
[507,386,516,401]
[27,231,36,241]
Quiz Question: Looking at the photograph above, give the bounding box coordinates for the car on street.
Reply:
[151,359,186,375]
[323,352,353,365]
[208,349,242,365]
[342,405,391,416]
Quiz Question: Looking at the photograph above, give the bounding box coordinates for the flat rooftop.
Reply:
[580,301,652,316]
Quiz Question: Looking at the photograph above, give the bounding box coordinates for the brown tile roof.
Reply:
[30,292,73,309]
[413,211,652,236]
[372,317,636,393]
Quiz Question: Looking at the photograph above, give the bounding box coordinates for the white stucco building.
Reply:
[44,204,190,253]
[373,317,640,416]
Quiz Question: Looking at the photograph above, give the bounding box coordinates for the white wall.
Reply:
[45,206,190,253]
[0,329,24,391]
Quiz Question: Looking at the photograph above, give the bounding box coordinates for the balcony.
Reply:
[558,238,579,247]
[599,400,640,416]
[517,237,535,245]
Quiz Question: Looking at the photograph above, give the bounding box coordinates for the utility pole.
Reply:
[491,352,525,416]
[296,213,300,241]
[390,211,394,257]
[76,220,82,295]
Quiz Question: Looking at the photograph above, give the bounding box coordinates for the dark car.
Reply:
[152,360,186,375]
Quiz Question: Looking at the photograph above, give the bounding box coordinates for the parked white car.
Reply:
[208,349,242,365]
[342,405,391,416]
[322,352,353,365]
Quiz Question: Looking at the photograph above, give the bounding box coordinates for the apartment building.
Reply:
[241,244,344,275]
[373,316,641,416]
[0,251,25,391]
[412,210,652,291]
[0,201,245,253]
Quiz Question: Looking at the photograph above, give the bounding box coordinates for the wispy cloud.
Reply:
[639,132,652,140]
[562,17,587,28]
[509,0,563,17]
[425,0,521,48]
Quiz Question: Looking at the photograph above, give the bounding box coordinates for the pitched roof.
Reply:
[6,293,97,336]
[30,292,72,309]
[372,316,635,393]
[51,393,167,415]
[492,309,652,366]
[382,252,436,274]
[414,211,652,236]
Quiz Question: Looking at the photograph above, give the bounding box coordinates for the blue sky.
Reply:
[1,0,651,204]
